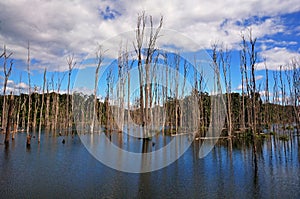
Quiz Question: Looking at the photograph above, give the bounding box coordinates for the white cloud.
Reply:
[257,47,300,70]
[0,0,300,71]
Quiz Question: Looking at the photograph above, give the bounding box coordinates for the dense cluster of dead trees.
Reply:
[1,14,300,147]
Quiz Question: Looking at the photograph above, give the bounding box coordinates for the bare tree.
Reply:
[38,68,47,143]
[14,74,23,139]
[292,59,300,132]
[4,93,14,145]
[1,45,13,130]
[66,54,76,134]
[32,86,39,130]
[239,49,245,131]
[264,62,270,129]
[91,46,104,133]
[133,12,163,138]
[45,81,50,130]
[54,73,65,134]
[219,46,232,136]
[26,42,32,146]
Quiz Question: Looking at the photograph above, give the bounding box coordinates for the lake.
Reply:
[0,132,299,198]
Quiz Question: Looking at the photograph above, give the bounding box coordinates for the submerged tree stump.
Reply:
[26,134,31,147]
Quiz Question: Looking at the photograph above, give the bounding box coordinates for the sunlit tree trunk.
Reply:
[45,82,50,130]
[279,65,285,128]
[26,42,32,146]
[264,64,270,129]
[240,57,245,132]
[1,45,13,130]
[91,46,103,133]
[38,68,46,143]
[4,93,14,145]
[219,46,232,136]
[134,12,163,138]
[32,88,39,130]
[66,55,76,134]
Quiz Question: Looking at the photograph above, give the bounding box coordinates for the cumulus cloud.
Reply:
[257,47,300,70]
[0,0,300,71]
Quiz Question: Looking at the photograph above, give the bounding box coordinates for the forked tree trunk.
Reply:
[1,45,13,130]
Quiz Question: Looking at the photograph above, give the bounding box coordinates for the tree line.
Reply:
[1,13,300,147]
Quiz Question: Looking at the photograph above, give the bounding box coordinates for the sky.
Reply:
[0,0,300,97]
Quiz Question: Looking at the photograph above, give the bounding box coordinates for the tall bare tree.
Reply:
[91,46,104,133]
[38,68,47,143]
[1,45,13,130]
[134,12,163,137]
[66,55,76,134]
[45,81,50,130]
[26,42,32,146]
[219,46,232,136]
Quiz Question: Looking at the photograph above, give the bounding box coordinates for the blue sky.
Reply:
[0,0,300,99]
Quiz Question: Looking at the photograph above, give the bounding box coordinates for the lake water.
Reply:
[0,132,299,198]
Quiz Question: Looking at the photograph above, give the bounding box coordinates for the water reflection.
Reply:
[0,133,299,198]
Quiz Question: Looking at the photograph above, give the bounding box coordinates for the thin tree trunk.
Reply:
[66,55,76,134]
[4,93,14,145]
[91,46,103,133]
[26,42,32,146]
[38,68,46,143]
[1,45,13,130]
[45,83,50,130]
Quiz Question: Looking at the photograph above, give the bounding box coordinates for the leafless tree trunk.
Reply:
[273,71,279,127]
[241,30,258,170]
[66,55,76,134]
[240,54,245,131]
[248,31,257,135]
[26,42,32,146]
[181,60,188,131]
[1,45,13,130]
[4,93,14,145]
[32,87,39,130]
[279,65,286,128]
[174,53,180,134]
[292,59,300,132]
[45,82,50,130]
[134,12,163,138]
[55,74,64,134]
[219,46,232,136]
[38,68,46,143]
[91,46,103,133]
[263,62,270,129]
[14,75,23,139]
[241,33,251,129]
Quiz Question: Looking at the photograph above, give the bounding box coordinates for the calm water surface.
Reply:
[0,132,299,199]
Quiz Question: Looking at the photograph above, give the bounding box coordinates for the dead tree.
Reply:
[264,63,270,128]
[26,42,32,146]
[91,46,104,133]
[54,73,65,134]
[32,86,39,130]
[219,46,232,136]
[45,81,50,130]
[4,93,14,145]
[1,45,13,130]
[14,74,23,139]
[66,55,76,134]
[38,68,46,143]
[134,12,163,137]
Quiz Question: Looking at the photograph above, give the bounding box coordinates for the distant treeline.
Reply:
[0,91,297,135]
